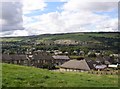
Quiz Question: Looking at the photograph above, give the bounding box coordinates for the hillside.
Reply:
[1,32,120,55]
[2,63,118,87]
[1,32,120,42]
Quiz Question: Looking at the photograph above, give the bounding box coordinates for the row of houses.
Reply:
[2,51,70,69]
[2,51,120,71]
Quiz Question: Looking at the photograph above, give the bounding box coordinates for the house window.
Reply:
[38,60,40,63]
[14,61,17,64]
[43,60,46,63]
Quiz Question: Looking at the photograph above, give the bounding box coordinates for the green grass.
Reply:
[2,63,118,87]
[37,33,95,42]
[0,38,22,42]
[40,33,119,41]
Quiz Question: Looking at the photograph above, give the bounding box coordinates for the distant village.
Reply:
[2,49,120,72]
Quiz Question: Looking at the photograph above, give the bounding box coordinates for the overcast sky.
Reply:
[0,0,119,37]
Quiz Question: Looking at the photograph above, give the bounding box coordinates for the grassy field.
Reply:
[2,63,118,87]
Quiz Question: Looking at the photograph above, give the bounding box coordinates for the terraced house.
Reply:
[2,51,55,69]
[2,51,120,71]
[52,55,70,66]
[27,51,55,69]
[2,54,29,66]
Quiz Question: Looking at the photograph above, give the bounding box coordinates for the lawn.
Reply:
[2,63,118,87]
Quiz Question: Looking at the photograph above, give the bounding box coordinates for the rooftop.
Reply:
[52,55,70,60]
[60,59,90,70]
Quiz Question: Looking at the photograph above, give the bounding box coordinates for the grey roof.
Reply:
[96,57,105,63]
[104,60,111,65]
[103,56,114,64]
[2,54,28,61]
[60,59,90,70]
[33,52,54,60]
[95,65,107,69]
[52,55,70,60]
[85,59,98,69]
[10,55,23,60]
[84,57,101,69]
[19,55,28,60]
[2,54,12,61]
[114,58,120,64]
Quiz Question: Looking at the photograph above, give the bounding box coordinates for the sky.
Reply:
[0,0,119,37]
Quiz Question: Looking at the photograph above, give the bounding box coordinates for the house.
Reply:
[114,58,120,64]
[110,54,119,57]
[2,54,12,63]
[10,55,25,65]
[108,64,119,69]
[95,65,107,71]
[2,51,55,69]
[85,58,99,70]
[27,51,55,69]
[95,57,105,64]
[52,55,70,66]
[79,51,84,56]
[64,51,69,55]
[2,54,29,66]
[60,59,91,72]
[103,56,114,65]
[95,53,101,56]
[108,64,118,68]
[19,55,29,66]
[10,54,23,64]
[53,50,63,55]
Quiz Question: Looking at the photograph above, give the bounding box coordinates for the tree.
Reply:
[88,52,96,57]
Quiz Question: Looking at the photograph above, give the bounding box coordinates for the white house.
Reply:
[108,64,119,68]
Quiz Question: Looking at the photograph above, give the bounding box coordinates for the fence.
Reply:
[88,70,119,75]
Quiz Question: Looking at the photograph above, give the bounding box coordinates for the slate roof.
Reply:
[2,54,28,61]
[32,52,54,60]
[10,54,23,60]
[86,60,98,69]
[84,57,101,69]
[96,56,105,63]
[52,55,70,60]
[2,52,54,61]
[19,55,28,60]
[114,58,120,64]
[60,59,90,70]
[2,54,12,61]
[103,56,114,64]
[95,65,107,69]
